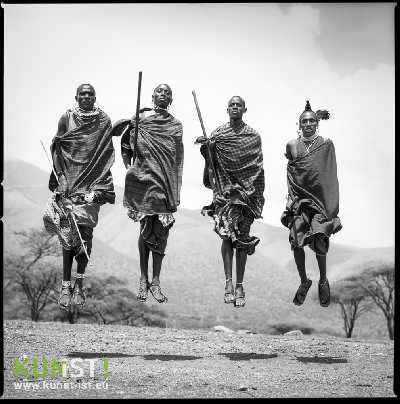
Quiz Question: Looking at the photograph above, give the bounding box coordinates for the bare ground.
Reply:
[2,320,395,398]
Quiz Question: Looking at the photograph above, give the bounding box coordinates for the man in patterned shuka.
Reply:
[196,96,265,308]
[111,84,184,304]
[281,100,342,308]
[43,84,116,311]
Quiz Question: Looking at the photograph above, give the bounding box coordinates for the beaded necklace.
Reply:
[73,106,100,118]
[301,134,319,154]
[153,105,169,113]
[231,120,245,133]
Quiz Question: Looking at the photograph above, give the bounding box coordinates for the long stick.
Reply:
[132,71,143,164]
[40,140,58,181]
[40,139,91,265]
[191,90,222,195]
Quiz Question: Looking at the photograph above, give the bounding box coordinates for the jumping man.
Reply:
[196,96,265,307]
[112,84,184,304]
[281,100,342,307]
[43,84,116,310]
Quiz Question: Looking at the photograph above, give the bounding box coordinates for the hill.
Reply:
[3,159,395,338]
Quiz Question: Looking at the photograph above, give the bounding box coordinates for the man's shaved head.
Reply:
[227,96,247,122]
[75,84,96,111]
[154,83,172,97]
[152,83,173,109]
[76,84,96,96]
[228,96,245,108]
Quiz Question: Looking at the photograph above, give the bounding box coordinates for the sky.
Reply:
[3,3,395,248]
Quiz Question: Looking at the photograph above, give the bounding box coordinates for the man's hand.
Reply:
[195,135,208,145]
[215,194,228,206]
[122,153,132,170]
[56,173,68,194]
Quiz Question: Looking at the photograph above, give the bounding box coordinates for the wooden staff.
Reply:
[131,71,143,165]
[191,90,222,195]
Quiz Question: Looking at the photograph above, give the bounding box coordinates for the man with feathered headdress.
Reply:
[281,100,342,307]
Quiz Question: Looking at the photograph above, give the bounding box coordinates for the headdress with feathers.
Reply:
[301,100,330,121]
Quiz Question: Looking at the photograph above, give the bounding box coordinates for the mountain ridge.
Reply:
[3,159,394,338]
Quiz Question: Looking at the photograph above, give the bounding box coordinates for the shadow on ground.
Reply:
[296,356,348,364]
[68,351,348,364]
[219,353,278,361]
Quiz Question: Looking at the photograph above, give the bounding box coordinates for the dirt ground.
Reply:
[2,320,395,398]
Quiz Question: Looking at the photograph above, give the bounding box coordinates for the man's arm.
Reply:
[285,139,297,160]
[48,114,68,192]
[52,114,68,174]
[121,124,133,169]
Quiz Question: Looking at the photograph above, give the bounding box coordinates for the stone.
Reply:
[237,329,255,335]
[284,330,303,337]
[213,325,234,333]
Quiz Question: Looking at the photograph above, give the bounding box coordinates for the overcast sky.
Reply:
[4,3,395,248]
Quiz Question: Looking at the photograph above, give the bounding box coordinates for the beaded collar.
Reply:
[73,106,100,118]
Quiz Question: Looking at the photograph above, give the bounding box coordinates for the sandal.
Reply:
[293,279,312,306]
[224,278,235,304]
[72,275,86,308]
[234,284,246,308]
[149,283,168,303]
[59,281,73,311]
[137,279,150,302]
[318,279,330,307]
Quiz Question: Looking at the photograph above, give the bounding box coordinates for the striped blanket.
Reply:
[43,108,116,248]
[281,138,342,254]
[121,109,184,215]
[49,108,116,203]
[198,121,265,253]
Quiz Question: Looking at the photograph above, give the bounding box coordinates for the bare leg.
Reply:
[316,253,330,306]
[62,249,74,282]
[151,252,164,285]
[221,239,234,287]
[235,249,247,285]
[221,240,234,303]
[316,254,327,282]
[292,247,312,306]
[233,248,247,307]
[73,234,92,307]
[74,226,93,289]
[138,233,150,282]
[59,248,74,309]
[149,252,168,303]
[293,247,308,283]
[75,242,91,288]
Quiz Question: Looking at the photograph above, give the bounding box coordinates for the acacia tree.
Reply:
[360,263,394,340]
[5,228,61,321]
[330,279,372,338]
